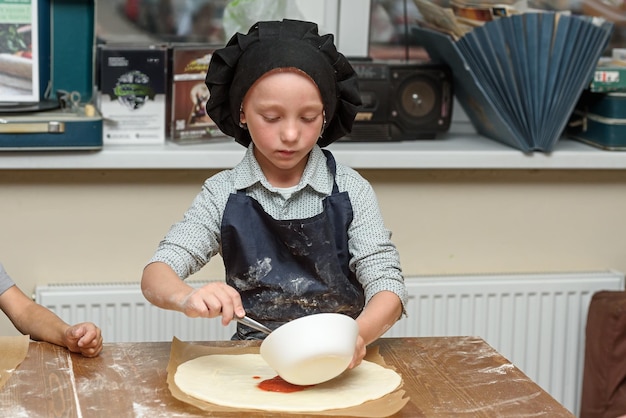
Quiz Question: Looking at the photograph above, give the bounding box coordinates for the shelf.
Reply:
[1,122,625,170]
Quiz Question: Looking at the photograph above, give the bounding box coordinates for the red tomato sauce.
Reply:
[257,376,313,393]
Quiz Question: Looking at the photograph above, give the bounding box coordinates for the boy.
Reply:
[141,19,407,368]
[0,263,103,357]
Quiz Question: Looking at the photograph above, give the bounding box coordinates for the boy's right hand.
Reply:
[179,282,245,326]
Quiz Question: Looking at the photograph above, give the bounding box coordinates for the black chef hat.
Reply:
[205,19,361,147]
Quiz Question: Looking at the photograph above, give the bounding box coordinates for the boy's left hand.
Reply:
[348,335,366,369]
[64,322,103,357]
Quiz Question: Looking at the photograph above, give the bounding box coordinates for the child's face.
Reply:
[240,69,324,186]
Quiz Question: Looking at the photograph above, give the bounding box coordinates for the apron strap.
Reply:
[322,149,340,194]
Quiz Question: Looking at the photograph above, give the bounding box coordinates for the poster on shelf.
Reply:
[0,0,39,103]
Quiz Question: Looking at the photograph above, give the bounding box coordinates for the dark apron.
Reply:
[221,150,365,340]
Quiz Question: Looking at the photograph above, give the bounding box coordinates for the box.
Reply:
[98,45,168,145]
[567,90,626,150]
[589,60,626,93]
[169,45,222,143]
[0,0,103,150]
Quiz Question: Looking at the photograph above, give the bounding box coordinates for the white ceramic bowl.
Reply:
[259,313,359,385]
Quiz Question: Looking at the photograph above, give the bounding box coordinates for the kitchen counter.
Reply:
[0,336,573,417]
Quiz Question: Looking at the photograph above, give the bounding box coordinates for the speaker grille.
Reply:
[398,79,437,118]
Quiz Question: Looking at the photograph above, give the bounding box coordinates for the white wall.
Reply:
[2,167,626,336]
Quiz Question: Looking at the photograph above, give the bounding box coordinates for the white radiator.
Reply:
[35,270,625,416]
[35,281,238,342]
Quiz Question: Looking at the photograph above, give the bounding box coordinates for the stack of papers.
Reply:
[415,12,613,153]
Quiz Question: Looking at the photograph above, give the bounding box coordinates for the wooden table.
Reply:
[0,336,573,417]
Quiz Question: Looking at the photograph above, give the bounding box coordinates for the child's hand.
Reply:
[64,322,103,357]
[179,282,245,326]
[348,334,366,369]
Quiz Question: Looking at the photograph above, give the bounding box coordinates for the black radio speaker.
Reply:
[343,61,453,141]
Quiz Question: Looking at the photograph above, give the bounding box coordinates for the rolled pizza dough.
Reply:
[174,353,402,412]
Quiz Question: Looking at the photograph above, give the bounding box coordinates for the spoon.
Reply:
[235,315,272,335]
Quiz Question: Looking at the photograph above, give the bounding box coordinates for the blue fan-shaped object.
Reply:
[415,12,614,153]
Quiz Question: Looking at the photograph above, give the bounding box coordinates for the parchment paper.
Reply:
[167,337,409,417]
[0,335,29,389]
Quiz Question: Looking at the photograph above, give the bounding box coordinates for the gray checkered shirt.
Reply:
[149,144,407,309]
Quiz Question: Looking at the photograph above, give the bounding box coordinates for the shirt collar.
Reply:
[232,144,333,195]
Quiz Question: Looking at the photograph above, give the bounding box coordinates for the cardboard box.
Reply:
[99,45,168,145]
[169,45,223,143]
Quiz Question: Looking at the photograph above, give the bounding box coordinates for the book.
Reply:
[0,0,40,103]
[169,45,222,143]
